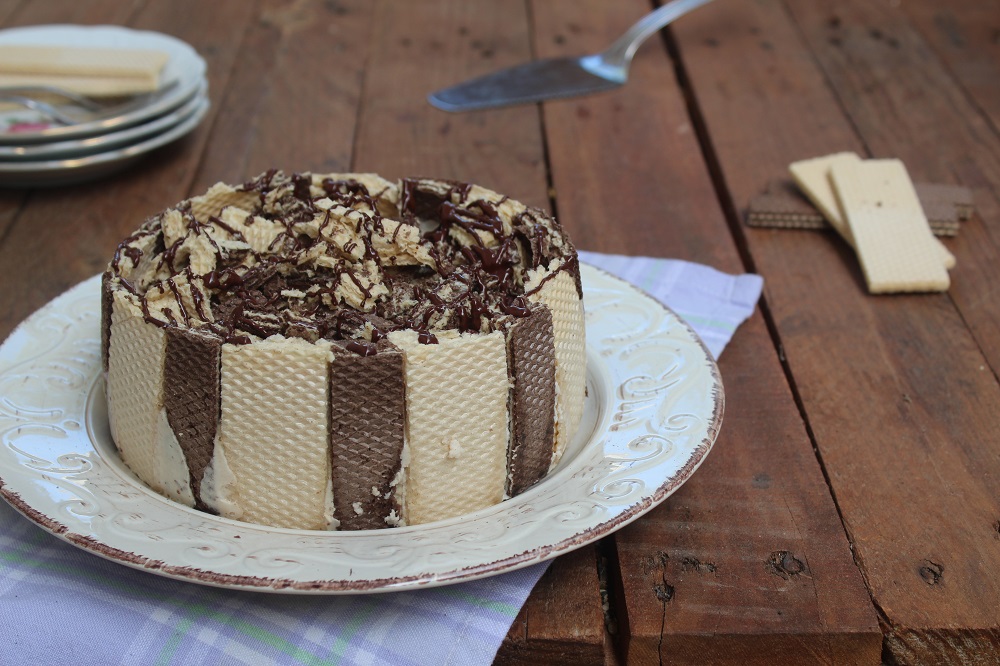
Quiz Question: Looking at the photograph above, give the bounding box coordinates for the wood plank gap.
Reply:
[0,0,34,25]
[0,191,28,249]
[594,534,625,664]
[660,28,758,276]
[774,0,875,162]
[347,2,378,172]
[525,0,560,220]
[123,0,150,25]
[179,0,262,200]
[657,14,871,575]
[661,19,880,606]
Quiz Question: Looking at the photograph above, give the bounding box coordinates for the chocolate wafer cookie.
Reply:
[746,178,973,236]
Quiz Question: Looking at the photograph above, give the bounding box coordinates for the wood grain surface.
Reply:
[1,1,998,663]
[532,1,879,664]
[675,0,1000,662]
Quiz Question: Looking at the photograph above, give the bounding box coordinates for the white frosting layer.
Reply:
[155,409,195,507]
[200,432,244,520]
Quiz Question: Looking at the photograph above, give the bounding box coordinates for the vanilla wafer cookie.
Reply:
[830,159,950,293]
[790,152,861,239]
[217,337,335,530]
[389,329,510,526]
[0,73,158,96]
[0,45,167,78]
[0,45,168,96]
[791,153,955,268]
[107,291,195,506]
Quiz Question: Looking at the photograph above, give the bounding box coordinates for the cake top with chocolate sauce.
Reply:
[106,171,577,352]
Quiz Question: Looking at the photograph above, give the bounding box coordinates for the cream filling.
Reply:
[388,431,410,527]
[200,432,244,520]
[154,409,196,507]
[325,474,339,530]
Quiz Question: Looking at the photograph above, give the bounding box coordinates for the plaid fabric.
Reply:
[0,254,762,665]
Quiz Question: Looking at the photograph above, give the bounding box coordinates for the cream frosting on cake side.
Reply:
[102,171,585,530]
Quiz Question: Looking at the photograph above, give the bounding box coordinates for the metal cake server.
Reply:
[428,0,714,112]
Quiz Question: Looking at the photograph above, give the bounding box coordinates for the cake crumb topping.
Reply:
[107,171,577,351]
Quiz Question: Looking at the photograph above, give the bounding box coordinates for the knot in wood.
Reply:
[681,556,718,574]
[767,550,806,579]
[919,560,944,585]
[653,583,674,603]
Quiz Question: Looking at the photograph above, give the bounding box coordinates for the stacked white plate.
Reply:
[0,25,209,187]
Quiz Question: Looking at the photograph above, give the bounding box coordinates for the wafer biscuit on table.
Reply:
[746,179,966,236]
[0,73,160,96]
[917,182,975,221]
[790,153,955,268]
[830,158,949,293]
[745,180,828,230]
[789,152,861,239]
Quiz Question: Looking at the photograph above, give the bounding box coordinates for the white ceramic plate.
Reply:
[0,81,207,161]
[0,264,723,594]
[0,93,208,187]
[0,24,206,144]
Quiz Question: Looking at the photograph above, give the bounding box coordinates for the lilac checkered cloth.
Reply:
[0,253,762,665]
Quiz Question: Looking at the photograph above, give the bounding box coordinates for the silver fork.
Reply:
[0,85,105,111]
[0,94,87,125]
[0,81,179,126]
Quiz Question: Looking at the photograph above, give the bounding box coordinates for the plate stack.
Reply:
[0,25,209,187]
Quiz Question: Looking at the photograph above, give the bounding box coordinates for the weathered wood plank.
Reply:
[673,0,1000,662]
[0,0,255,341]
[191,0,373,188]
[495,548,606,666]
[532,0,881,663]
[352,0,548,209]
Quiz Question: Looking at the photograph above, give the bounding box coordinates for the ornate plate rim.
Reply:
[0,263,723,594]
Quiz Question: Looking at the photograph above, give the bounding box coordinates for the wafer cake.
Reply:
[102,171,586,530]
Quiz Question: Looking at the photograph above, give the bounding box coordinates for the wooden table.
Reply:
[1,1,998,663]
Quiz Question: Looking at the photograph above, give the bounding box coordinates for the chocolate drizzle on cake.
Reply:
[105,172,578,353]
